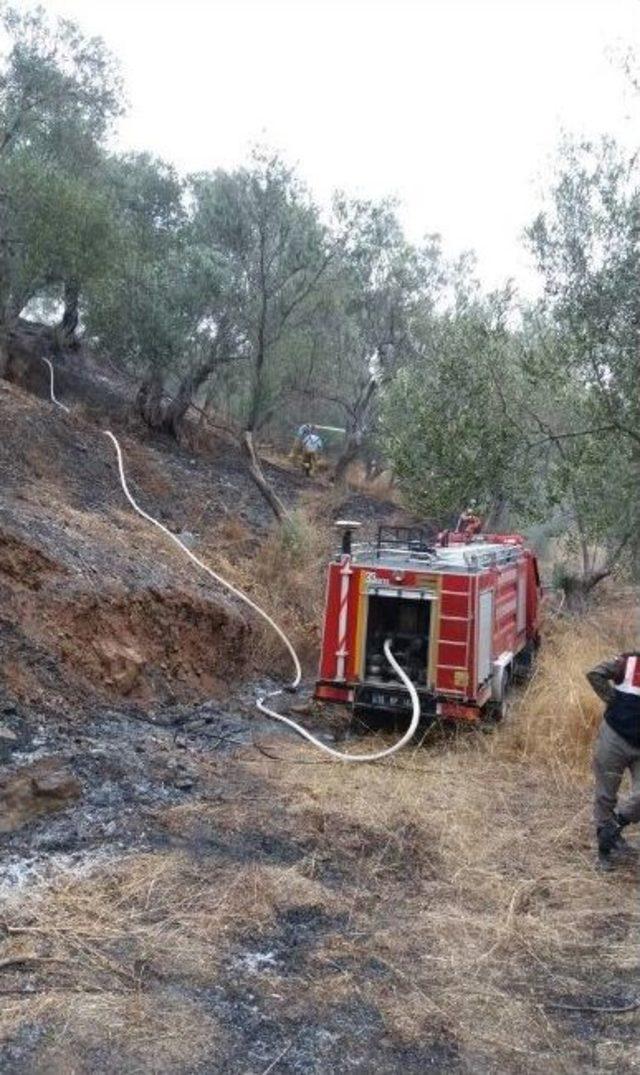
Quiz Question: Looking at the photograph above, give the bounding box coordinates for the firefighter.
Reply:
[456,502,483,538]
[301,426,323,476]
[587,651,640,870]
[290,423,311,466]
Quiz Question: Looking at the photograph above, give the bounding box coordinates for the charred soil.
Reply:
[1,372,639,1073]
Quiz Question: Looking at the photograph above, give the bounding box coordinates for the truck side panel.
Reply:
[477,587,494,687]
[318,562,341,681]
[525,551,541,638]
[346,567,366,681]
[492,566,518,658]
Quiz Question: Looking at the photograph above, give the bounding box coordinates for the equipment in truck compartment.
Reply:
[315,529,541,722]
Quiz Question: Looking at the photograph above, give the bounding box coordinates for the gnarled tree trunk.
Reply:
[59,280,80,347]
[334,373,379,486]
[558,568,611,612]
[136,321,238,440]
[136,371,167,430]
[485,493,509,531]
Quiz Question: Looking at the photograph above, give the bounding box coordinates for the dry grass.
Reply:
[226,610,640,1065]
[342,460,400,501]
[1,851,277,989]
[28,992,221,1074]
[245,711,639,1067]
[0,852,275,1067]
[201,507,330,674]
[494,608,638,777]
[3,614,640,1071]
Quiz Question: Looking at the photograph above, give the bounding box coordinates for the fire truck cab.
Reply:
[315,524,541,722]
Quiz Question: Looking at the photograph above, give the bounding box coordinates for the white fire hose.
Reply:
[40,357,420,761]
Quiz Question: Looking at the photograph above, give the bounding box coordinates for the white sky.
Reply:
[40,0,640,293]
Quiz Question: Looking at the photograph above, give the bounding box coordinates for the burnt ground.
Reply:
[1,372,640,1073]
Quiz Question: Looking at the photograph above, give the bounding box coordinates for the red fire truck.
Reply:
[315,524,541,722]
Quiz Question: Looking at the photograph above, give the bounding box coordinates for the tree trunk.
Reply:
[241,431,288,522]
[162,346,230,439]
[138,321,236,440]
[0,328,8,379]
[158,369,210,439]
[333,372,380,486]
[136,371,167,430]
[59,280,80,347]
[334,433,362,484]
[559,568,611,611]
[485,493,509,531]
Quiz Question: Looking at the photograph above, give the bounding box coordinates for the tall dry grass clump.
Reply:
[205,507,331,676]
[496,608,637,778]
[251,508,330,668]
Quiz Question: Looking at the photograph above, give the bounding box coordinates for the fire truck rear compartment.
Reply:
[364,595,430,687]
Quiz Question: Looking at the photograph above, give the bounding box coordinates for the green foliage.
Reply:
[551,560,575,593]
[524,137,640,574]
[190,149,331,429]
[2,3,638,566]
[5,150,117,312]
[0,2,122,158]
[380,294,538,523]
[83,153,198,373]
[0,3,122,324]
[277,509,319,562]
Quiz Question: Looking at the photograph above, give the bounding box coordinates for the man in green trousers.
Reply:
[587,652,640,870]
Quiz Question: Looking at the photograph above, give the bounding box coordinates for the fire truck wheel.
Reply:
[513,640,537,683]
[484,695,509,723]
[484,666,511,723]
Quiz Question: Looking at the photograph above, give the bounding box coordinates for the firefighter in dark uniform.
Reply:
[587,652,640,869]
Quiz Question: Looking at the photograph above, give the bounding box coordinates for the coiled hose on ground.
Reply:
[40,356,420,761]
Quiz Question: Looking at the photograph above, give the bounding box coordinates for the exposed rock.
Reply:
[0,758,82,834]
[31,767,81,799]
[94,638,146,695]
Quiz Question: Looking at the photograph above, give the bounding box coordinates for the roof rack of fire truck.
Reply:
[345,525,525,572]
[376,525,435,556]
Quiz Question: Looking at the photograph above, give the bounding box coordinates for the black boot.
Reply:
[596,820,621,870]
[612,812,636,857]
[598,819,622,855]
[597,849,615,872]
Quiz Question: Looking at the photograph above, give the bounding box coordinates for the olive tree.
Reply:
[190,150,334,518]
[0,3,122,361]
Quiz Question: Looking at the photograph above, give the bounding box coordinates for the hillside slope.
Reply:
[1,375,639,1075]
[1,377,301,710]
